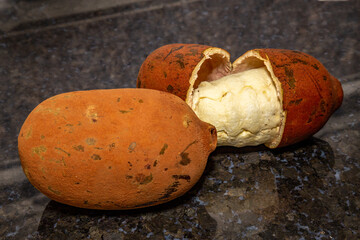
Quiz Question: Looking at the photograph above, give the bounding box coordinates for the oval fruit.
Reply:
[137,44,343,148]
[18,89,217,210]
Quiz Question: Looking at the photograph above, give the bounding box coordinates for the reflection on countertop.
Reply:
[0,0,359,239]
[34,138,355,239]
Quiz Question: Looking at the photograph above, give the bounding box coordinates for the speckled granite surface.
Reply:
[0,0,359,239]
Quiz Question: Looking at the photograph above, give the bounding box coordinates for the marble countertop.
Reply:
[1,0,359,239]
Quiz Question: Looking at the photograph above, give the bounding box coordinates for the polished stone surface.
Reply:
[0,0,359,239]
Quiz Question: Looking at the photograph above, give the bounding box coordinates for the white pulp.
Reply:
[191,67,282,147]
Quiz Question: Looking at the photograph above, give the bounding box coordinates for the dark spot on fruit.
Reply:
[136,173,153,185]
[109,143,115,150]
[159,181,180,200]
[139,99,143,103]
[164,46,184,60]
[144,164,151,169]
[64,124,74,133]
[178,141,197,165]
[307,109,317,123]
[284,67,296,89]
[323,75,327,81]
[125,175,133,179]
[175,59,185,69]
[119,110,131,114]
[84,200,88,204]
[92,118,97,122]
[172,175,191,182]
[312,64,319,70]
[55,147,71,157]
[291,57,308,65]
[91,154,102,160]
[164,168,168,171]
[180,152,191,165]
[289,98,303,106]
[75,182,80,185]
[73,145,84,152]
[147,63,154,70]
[117,97,121,102]
[108,166,112,169]
[32,145,47,160]
[167,85,174,92]
[153,160,158,167]
[159,143,168,155]
[320,100,326,113]
[163,71,167,78]
[128,142,136,152]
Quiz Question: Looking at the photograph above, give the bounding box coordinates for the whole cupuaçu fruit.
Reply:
[18,88,217,210]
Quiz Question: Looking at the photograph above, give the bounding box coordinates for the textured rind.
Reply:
[254,49,343,147]
[137,43,211,100]
[18,89,217,210]
[138,45,343,148]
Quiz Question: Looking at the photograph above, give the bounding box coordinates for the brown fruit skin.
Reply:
[18,89,217,210]
[137,44,343,148]
[255,49,343,147]
[137,43,211,101]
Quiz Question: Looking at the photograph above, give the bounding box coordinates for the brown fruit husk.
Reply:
[18,88,217,210]
[137,44,343,148]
